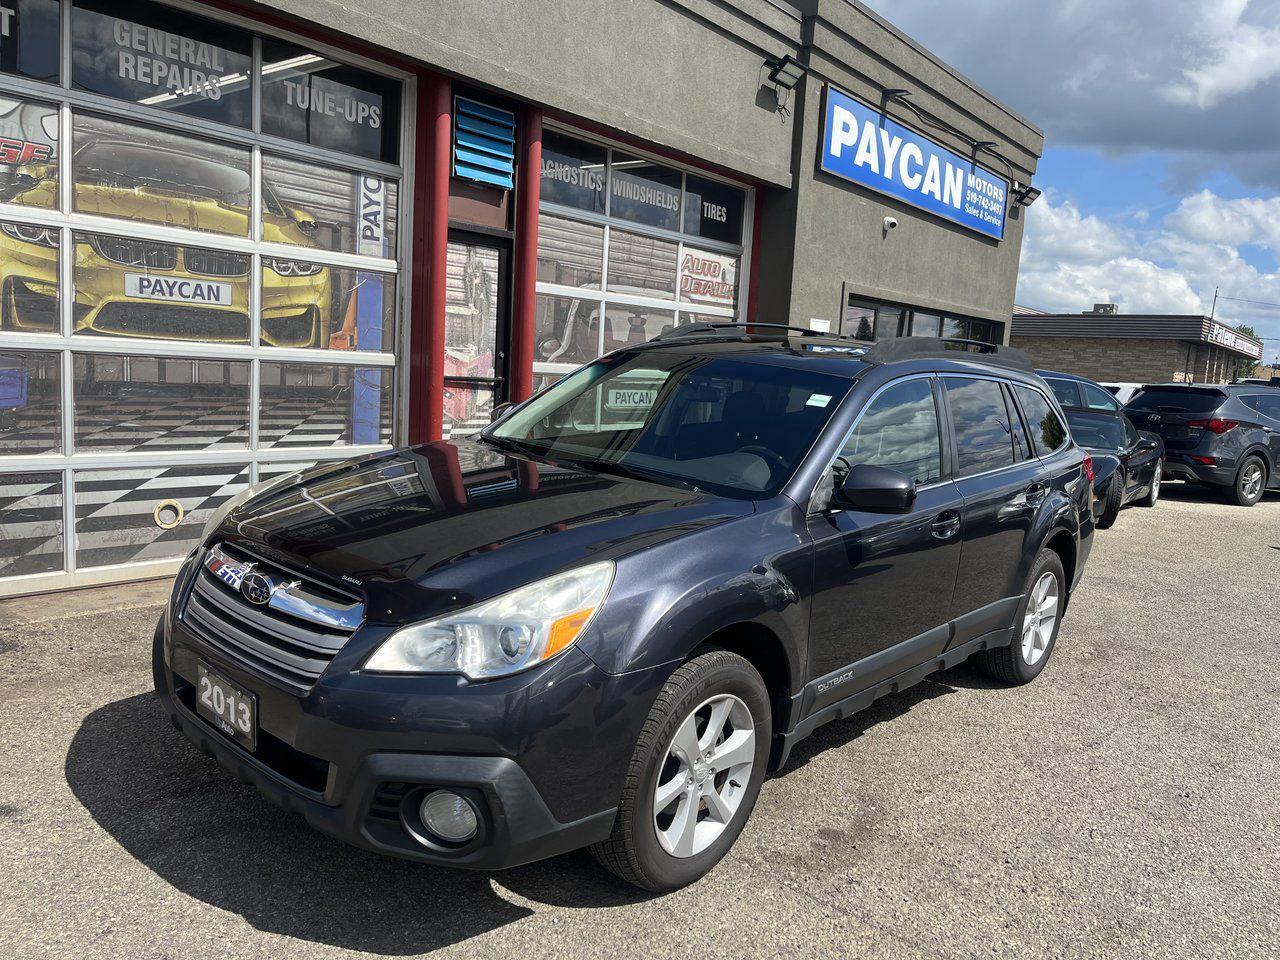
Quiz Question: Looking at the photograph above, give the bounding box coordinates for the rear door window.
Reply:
[943,377,1016,477]
[1045,377,1081,408]
[1014,384,1068,455]
[1082,382,1120,411]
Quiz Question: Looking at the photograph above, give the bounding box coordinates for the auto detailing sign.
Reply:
[820,85,1009,241]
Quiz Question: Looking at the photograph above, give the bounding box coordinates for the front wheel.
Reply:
[978,548,1066,685]
[592,650,771,892]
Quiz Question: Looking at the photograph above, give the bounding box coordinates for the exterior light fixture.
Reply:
[1013,183,1042,206]
[766,54,806,90]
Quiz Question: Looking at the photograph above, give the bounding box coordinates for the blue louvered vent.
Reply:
[453,97,516,190]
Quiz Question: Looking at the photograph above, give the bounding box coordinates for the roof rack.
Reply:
[650,322,861,342]
[862,337,1035,373]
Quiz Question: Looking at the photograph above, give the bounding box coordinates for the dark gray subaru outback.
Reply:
[154,329,1095,891]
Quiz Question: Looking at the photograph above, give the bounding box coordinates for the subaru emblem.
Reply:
[240,571,273,606]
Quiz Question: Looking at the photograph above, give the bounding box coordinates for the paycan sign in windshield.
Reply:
[820,85,1009,241]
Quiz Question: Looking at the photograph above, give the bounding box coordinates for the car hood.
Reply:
[218,440,754,624]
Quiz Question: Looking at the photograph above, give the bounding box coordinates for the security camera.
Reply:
[883,216,899,231]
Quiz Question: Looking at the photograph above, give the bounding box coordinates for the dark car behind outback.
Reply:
[1124,384,1280,506]
[154,328,1095,892]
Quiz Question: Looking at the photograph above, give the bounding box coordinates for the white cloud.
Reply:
[1164,189,1280,249]
[1165,1,1280,108]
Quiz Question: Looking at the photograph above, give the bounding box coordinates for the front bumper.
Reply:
[150,558,652,870]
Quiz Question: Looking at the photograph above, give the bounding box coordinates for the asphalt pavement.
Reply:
[1,482,1277,959]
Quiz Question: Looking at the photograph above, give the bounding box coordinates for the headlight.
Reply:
[1,222,58,248]
[201,469,301,540]
[265,257,324,277]
[364,561,616,680]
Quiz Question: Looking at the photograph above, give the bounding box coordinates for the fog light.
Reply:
[419,790,478,843]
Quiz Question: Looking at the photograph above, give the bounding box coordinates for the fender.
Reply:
[1236,442,1275,479]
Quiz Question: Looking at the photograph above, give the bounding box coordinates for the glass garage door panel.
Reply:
[0,472,63,578]
[0,348,61,455]
[260,154,399,258]
[258,260,395,352]
[73,354,250,452]
[73,463,250,569]
[0,97,59,208]
[258,362,393,448]
[0,217,60,332]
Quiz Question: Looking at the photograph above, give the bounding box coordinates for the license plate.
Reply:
[125,273,233,306]
[196,663,257,751]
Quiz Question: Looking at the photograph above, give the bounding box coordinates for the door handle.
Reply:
[931,510,961,540]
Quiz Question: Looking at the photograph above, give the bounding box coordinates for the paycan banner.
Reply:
[820,85,1009,241]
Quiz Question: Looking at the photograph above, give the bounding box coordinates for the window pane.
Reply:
[443,383,493,441]
[537,214,603,289]
[679,248,738,310]
[874,305,906,340]
[540,131,606,213]
[941,316,966,339]
[683,174,744,245]
[75,463,249,568]
[261,40,401,163]
[0,217,59,331]
[604,305,676,351]
[73,114,251,236]
[0,97,58,208]
[73,354,249,451]
[610,152,681,231]
[259,363,392,447]
[1082,381,1120,411]
[837,378,941,486]
[0,471,63,577]
[0,349,59,454]
[1044,377,1081,409]
[910,312,941,338]
[944,377,1015,476]
[1015,385,1067,455]
[840,298,876,341]
[535,293,600,365]
[73,231,250,344]
[260,260,394,352]
[261,154,398,257]
[1,0,59,83]
[607,229,677,298]
[71,0,252,126]
[446,240,500,378]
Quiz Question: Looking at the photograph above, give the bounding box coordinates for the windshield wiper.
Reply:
[580,458,702,493]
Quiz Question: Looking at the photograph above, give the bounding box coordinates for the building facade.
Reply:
[1010,312,1265,385]
[0,0,1042,595]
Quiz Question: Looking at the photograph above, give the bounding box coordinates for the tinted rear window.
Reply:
[943,377,1016,476]
[1015,385,1068,454]
[1125,388,1226,414]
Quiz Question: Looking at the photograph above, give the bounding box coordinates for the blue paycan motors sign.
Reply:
[820,85,1009,241]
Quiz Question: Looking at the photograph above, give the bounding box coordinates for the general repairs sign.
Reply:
[820,85,1009,241]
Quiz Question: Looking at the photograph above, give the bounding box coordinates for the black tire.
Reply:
[1136,460,1161,507]
[592,649,771,892]
[1225,455,1267,507]
[978,548,1066,685]
[1096,472,1123,529]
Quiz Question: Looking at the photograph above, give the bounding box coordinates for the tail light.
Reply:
[1187,418,1238,434]
[1082,454,1094,483]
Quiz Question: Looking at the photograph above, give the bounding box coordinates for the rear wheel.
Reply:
[1226,456,1266,507]
[978,549,1065,685]
[1136,460,1161,507]
[592,650,771,892]
[1096,472,1124,529]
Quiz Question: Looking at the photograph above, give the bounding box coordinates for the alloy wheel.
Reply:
[1242,462,1264,500]
[652,693,756,858]
[1020,571,1060,666]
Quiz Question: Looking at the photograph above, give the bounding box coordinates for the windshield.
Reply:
[488,352,852,498]
[1065,411,1127,450]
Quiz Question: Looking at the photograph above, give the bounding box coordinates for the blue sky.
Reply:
[867,0,1280,364]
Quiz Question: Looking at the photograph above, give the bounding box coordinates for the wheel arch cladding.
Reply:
[1043,528,1076,601]
[693,622,795,750]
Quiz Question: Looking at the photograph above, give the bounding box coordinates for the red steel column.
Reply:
[510,107,543,403]
[410,73,451,443]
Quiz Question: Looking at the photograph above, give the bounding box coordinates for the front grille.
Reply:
[89,234,178,270]
[182,545,361,693]
[185,248,250,278]
[90,302,249,342]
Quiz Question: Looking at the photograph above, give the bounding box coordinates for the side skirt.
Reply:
[770,627,1014,770]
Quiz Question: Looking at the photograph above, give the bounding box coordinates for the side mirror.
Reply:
[1136,432,1161,451]
[836,464,917,513]
[489,401,514,423]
